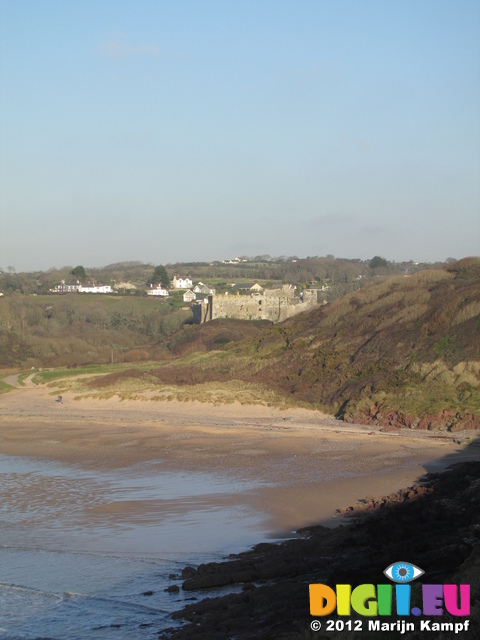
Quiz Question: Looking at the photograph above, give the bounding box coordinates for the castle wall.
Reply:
[202,290,319,324]
[192,287,323,324]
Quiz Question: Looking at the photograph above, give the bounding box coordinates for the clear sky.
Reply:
[1,0,479,272]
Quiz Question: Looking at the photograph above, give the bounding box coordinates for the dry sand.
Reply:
[1,376,478,535]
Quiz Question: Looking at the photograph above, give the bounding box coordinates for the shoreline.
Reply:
[1,382,478,536]
[1,379,479,638]
[159,457,480,640]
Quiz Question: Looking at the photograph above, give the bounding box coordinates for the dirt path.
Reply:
[2,373,37,388]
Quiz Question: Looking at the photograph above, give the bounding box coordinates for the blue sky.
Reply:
[1,0,479,271]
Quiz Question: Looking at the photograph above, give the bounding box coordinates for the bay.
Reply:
[0,454,272,639]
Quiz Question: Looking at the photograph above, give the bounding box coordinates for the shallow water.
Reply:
[0,454,273,639]
[0,431,465,639]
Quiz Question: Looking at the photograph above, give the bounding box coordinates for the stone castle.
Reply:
[192,285,322,324]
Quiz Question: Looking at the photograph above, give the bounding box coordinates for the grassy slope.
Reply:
[237,258,479,418]
[233,258,479,427]
[20,258,480,429]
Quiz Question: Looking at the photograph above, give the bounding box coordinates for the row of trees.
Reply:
[70,264,168,288]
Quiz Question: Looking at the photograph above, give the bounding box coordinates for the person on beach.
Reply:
[57,395,62,404]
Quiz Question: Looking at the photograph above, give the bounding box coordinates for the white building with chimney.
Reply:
[172,274,193,289]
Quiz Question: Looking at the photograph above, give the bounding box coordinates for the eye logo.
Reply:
[384,561,424,583]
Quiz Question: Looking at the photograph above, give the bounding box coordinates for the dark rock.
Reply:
[180,566,198,579]
[159,460,480,640]
[165,585,180,593]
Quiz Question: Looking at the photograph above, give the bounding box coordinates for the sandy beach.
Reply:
[1,376,477,535]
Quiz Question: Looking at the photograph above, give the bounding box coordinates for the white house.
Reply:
[147,285,169,297]
[172,274,193,289]
[183,290,196,302]
[78,284,113,294]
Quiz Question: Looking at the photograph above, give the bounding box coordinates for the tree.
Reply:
[150,265,170,288]
[369,256,388,269]
[71,265,87,282]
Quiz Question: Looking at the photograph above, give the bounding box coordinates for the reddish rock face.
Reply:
[416,414,439,430]
[451,412,480,431]
[346,407,479,432]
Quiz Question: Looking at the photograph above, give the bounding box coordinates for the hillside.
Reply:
[0,295,190,368]
[76,258,480,431]
[239,257,480,430]
[0,255,459,370]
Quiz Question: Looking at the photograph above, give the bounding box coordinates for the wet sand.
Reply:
[0,377,477,534]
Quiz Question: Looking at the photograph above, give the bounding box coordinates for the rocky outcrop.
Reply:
[159,459,480,640]
[345,404,480,432]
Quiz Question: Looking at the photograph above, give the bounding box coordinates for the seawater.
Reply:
[0,454,272,639]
